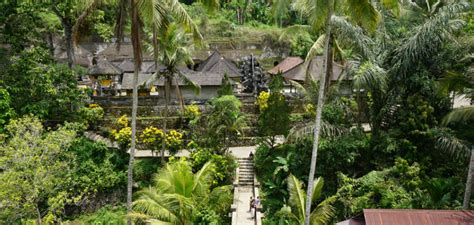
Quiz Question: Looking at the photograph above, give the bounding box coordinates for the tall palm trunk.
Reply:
[161,77,172,163]
[127,0,142,224]
[304,1,333,224]
[62,19,74,68]
[463,147,474,209]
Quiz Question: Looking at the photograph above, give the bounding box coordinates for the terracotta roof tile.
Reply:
[363,209,474,225]
[268,57,304,75]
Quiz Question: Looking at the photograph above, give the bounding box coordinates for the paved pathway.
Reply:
[132,145,257,158]
[235,186,256,225]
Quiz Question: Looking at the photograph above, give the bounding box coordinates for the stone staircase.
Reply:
[237,158,254,186]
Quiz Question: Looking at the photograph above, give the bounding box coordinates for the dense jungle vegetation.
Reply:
[0,0,473,224]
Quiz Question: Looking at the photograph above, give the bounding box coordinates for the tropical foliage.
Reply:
[131,159,233,224]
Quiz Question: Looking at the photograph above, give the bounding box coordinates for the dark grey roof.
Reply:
[283,56,344,82]
[98,44,153,61]
[88,58,123,75]
[121,70,228,90]
[144,62,167,73]
[197,51,241,78]
[114,59,156,73]
[121,73,153,90]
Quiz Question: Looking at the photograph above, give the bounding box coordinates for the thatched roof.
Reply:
[197,51,241,78]
[114,59,156,73]
[88,58,123,75]
[55,45,93,67]
[281,56,343,82]
[121,70,228,90]
[144,62,167,73]
[268,57,304,75]
[98,44,153,61]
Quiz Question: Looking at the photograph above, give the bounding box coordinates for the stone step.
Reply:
[239,165,254,168]
[239,180,254,183]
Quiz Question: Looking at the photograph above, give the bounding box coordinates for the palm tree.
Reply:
[207,95,247,152]
[440,108,474,209]
[333,1,471,210]
[442,103,474,209]
[146,23,201,161]
[45,0,113,68]
[291,0,381,223]
[114,1,218,222]
[130,160,233,224]
[275,174,334,225]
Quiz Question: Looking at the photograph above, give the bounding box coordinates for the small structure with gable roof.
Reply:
[87,57,123,96]
[120,69,232,100]
[197,51,242,81]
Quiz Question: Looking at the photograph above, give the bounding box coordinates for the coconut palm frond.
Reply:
[275,205,300,222]
[442,107,474,125]
[287,174,306,220]
[311,177,324,204]
[330,16,375,61]
[292,0,328,31]
[353,61,388,93]
[177,71,201,95]
[394,2,470,76]
[345,0,381,33]
[164,0,203,42]
[287,121,348,143]
[435,130,470,159]
[208,185,233,213]
[289,80,312,102]
[144,72,162,87]
[309,196,335,225]
[305,34,326,62]
[132,190,179,222]
[192,162,214,194]
[138,0,165,29]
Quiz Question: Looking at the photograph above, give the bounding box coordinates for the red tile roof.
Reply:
[363,209,474,225]
[267,57,304,75]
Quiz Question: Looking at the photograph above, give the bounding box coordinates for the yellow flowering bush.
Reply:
[166,129,184,154]
[111,115,131,149]
[256,91,270,111]
[140,126,164,151]
[184,104,201,120]
[112,127,132,149]
[88,103,100,109]
[116,115,129,128]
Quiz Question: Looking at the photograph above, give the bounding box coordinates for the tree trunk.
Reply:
[161,77,171,163]
[127,1,142,224]
[324,37,333,93]
[62,19,74,68]
[174,77,185,112]
[463,147,474,209]
[48,32,54,58]
[36,204,42,225]
[303,1,333,224]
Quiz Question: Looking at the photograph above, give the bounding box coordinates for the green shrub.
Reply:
[191,148,237,186]
[134,158,163,188]
[80,103,104,128]
[80,205,126,225]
